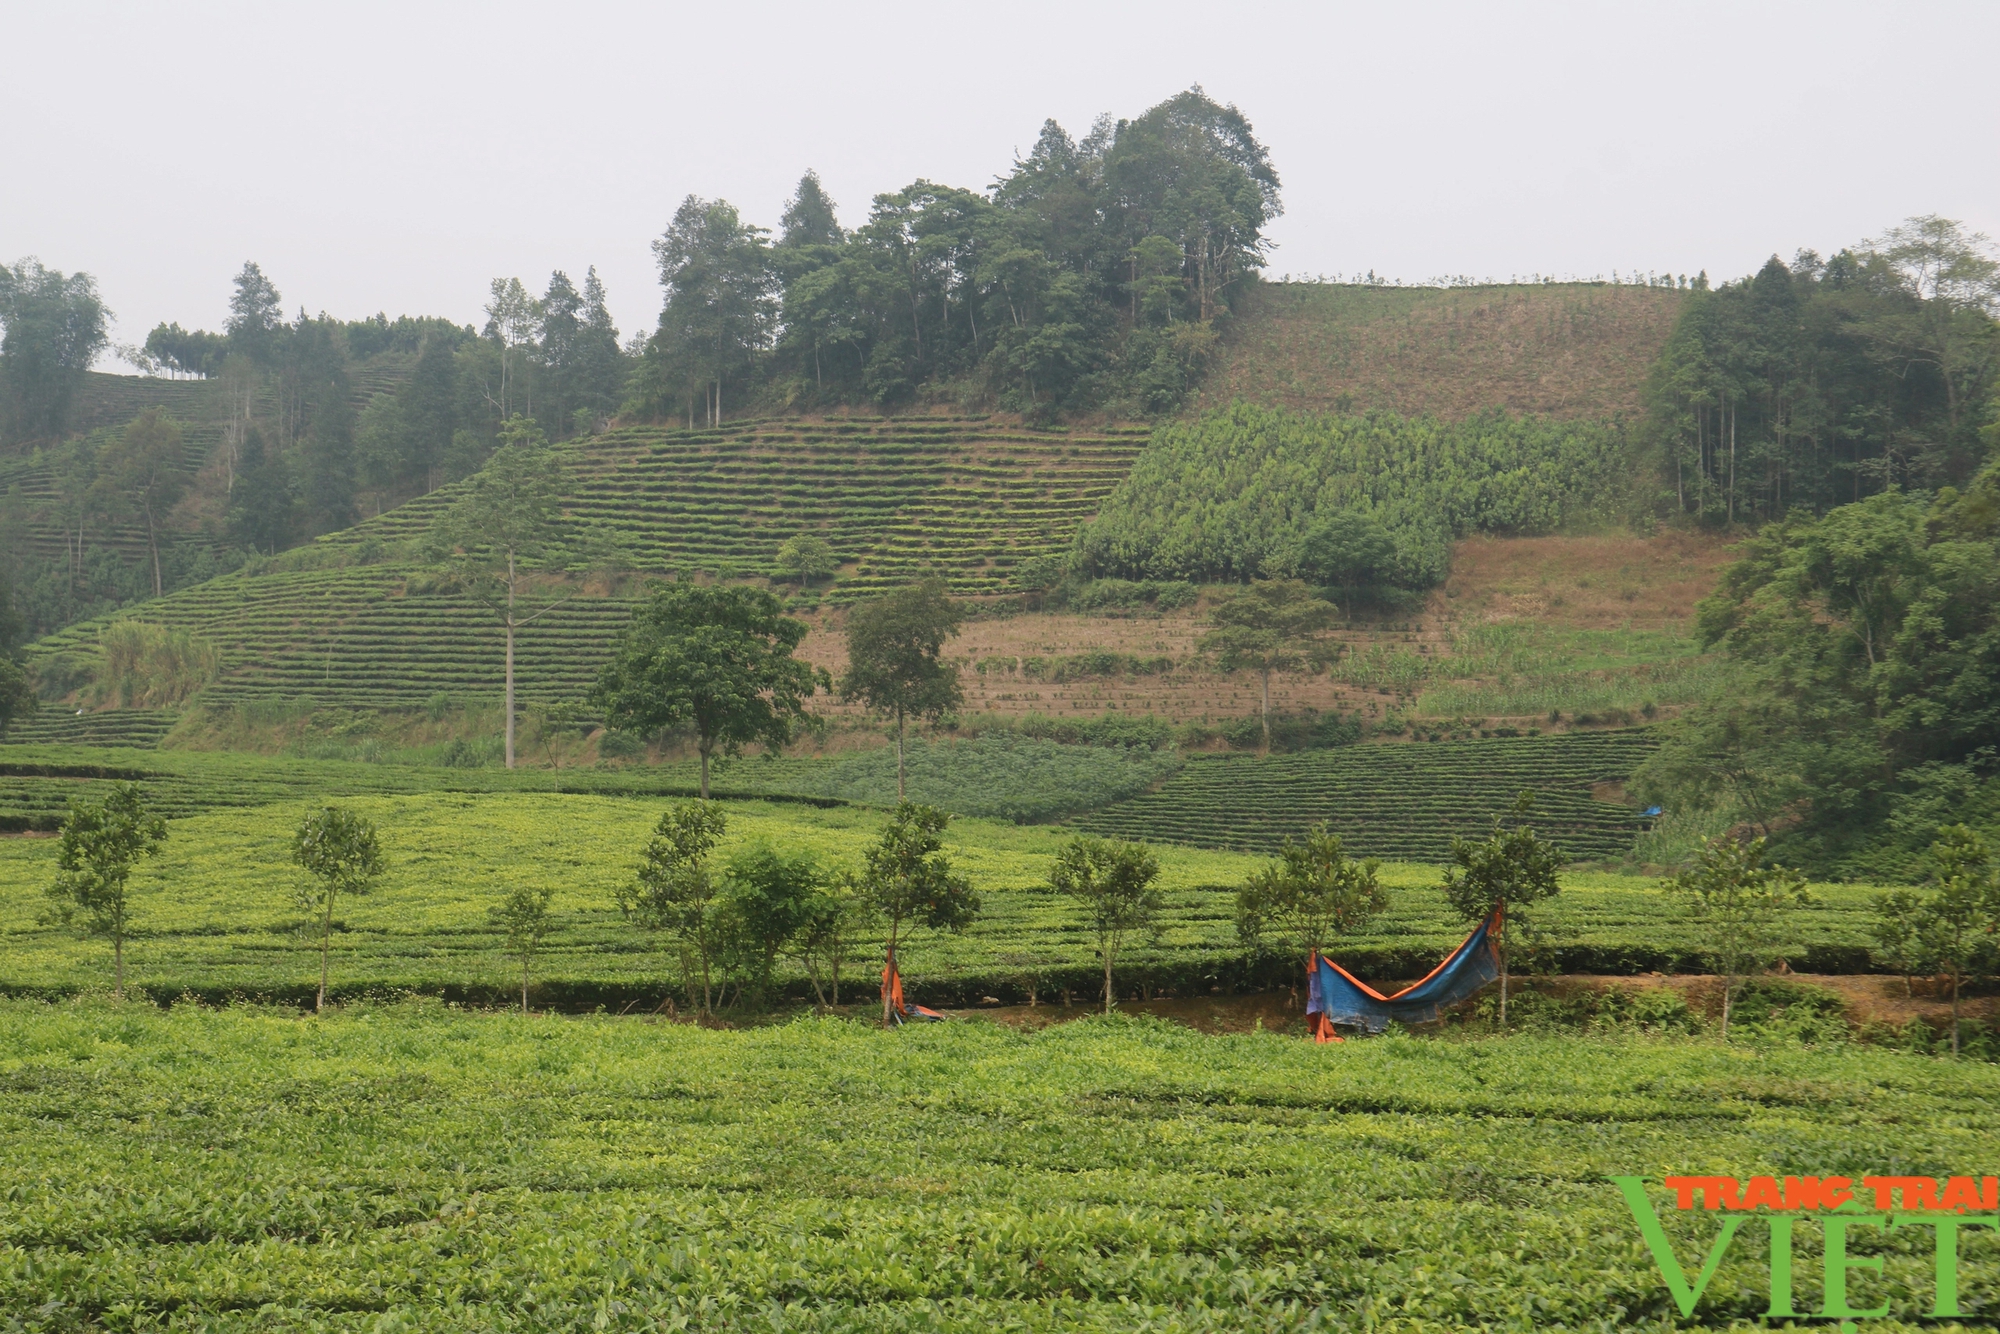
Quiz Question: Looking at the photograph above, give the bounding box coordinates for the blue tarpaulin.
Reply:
[1306,908,1503,1037]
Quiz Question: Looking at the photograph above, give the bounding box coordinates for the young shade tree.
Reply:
[862,802,979,1025]
[98,408,188,597]
[622,800,728,1014]
[1199,579,1340,754]
[1440,793,1564,1029]
[1236,823,1387,963]
[719,844,825,1006]
[1916,825,1999,1058]
[427,416,569,769]
[1049,836,1163,1014]
[1670,835,1810,1039]
[1869,888,1927,998]
[775,532,837,586]
[489,883,557,1014]
[292,806,385,1013]
[788,870,871,1010]
[43,784,167,998]
[840,580,964,800]
[594,582,827,799]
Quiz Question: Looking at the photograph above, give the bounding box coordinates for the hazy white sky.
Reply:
[6,0,1996,360]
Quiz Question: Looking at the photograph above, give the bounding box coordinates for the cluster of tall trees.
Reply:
[1635,460,2000,878]
[1644,216,2000,523]
[0,259,110,448]
[2,259,632,637]
[628,88,1280,421]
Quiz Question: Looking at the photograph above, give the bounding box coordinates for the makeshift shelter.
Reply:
[1305,907,1503,1040]
[880,946,944,1025]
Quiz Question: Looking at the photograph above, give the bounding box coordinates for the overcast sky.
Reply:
[6,0,1996,363]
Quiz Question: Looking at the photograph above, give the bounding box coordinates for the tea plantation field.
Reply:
[319,415,1151,597]
[1073,731,1657,862]
[0,789,1882,1007]
[0,999,1992,1331]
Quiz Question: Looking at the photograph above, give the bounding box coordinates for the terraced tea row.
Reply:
[317,416,1150,595]
[25,568,637,709]
[1071,730,1658,862]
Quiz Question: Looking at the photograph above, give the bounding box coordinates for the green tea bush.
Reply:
[0,1001,1992,1329]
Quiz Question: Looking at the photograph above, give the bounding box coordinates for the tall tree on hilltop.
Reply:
[484,277,537,421]
[0,258,110,446]
[1200,579,1340,754]
[428,416,570,768]
[574,267,624,430]
[225,262,284,365]
[638,197,775,426]
[841,580,964,800]
[593,582,827,799]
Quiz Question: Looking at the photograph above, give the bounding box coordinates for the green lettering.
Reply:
[1766,1216,1796,1317]
[1891,1212,2000,1317]
[1822,1215,1890,1319]
[1613,1176,1746,1318]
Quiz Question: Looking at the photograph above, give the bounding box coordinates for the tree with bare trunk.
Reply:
[427,416,569,768]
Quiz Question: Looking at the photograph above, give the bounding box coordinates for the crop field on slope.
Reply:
[0,788,1883,1006]
[0,1001,1993,1332]
[1071,732,1658,863]
[23,566,641,711]
[315,416,1151,597]
[1198,282,1685,420]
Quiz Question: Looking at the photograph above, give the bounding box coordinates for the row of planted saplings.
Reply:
[42,781,1864,1039]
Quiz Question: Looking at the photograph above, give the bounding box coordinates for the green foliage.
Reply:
[862,802,978,1003]
[488,882,557,1013]
[594,581,827,797]
[1635,467,2000,873]
[1643,219,2000,522]
[292,804,384,1011]
[1078,731,1658,863]
[780,733,1182,825]
[0,257,109,445]
[719,842,827,1003]
[774,532,837,584]
[1441,793,1565,1027]
[1669,835,1810,1037]
[1910,825,2000,1056]
[841,580,963,797]
[41,783,166,995]
[2,1001,1993,1327]
[623,800,729,1013]
[1237,823,1386,958]
[1077,402,1630,585]
[91,620,219,708]
[1048,835,1163,1013]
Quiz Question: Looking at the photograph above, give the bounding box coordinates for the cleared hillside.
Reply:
[319,416,1151,596]
[1198,282,1684,420]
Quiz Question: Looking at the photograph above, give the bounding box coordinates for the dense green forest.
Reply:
[628,88,1280,421]
[1636,463,2000,878]
[1643,216,2000,521]
[1071,402,1630,595]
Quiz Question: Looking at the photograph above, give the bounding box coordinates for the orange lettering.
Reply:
[1864,1176,1899,1210]
[1664,1176,1736,1210]
[1984,1177,1998,1211]
[1738,1176,1784,1210]
[1940,1177,1981,1213]
[1822,1177,1854,1210]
